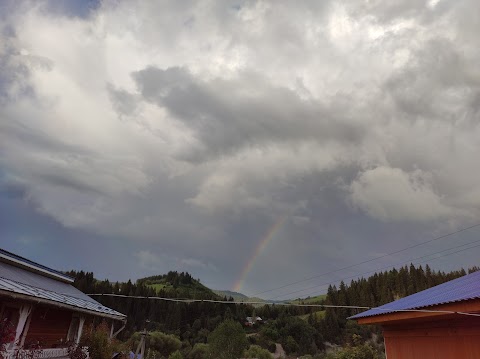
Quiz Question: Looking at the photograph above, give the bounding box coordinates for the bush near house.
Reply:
[0,319,15,359]
[78,321,129,359]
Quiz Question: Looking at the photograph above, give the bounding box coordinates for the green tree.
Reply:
[283,336,299,354]
[208,320,248,359]
[244,345,273,359]
[187,343,211,359]
[168,350,183,359]
[131,331,181,358]
[260,325,279,341]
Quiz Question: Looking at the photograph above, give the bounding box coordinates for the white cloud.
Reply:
[3,0,480,293]
[350,167,453,222]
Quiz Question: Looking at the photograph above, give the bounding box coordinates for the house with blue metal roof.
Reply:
[350,270,480,358]
[0,248,126,359]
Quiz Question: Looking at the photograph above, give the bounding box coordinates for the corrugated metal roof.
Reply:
[0,261,125,319]
[350,270,480,320]
[0,262,81,298]
[0,248,73,283]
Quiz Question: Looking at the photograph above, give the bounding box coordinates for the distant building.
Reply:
[350,270,480,359]
[244,316,263,326]
[245,316,254,326]
[0,248,126,359]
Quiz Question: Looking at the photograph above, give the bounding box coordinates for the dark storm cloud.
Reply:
[2,0,480,296]
[108,85,139,118]
[384,38,480,121]
[133,67,365,160]
[0,180,29,200]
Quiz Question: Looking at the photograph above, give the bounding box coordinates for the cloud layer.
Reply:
[2,0,480,296]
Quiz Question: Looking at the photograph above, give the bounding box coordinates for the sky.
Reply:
[1,0,480,299]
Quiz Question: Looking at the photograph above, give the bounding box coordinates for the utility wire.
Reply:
[86,226,480,321]
[251,222,480,298]
[270,237,480,301]
[291,240,480,300]
[88,293,480,317]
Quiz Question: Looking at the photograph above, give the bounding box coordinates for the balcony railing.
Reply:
[4,347,88,359]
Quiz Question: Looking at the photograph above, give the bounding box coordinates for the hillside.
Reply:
[213,290,269,303]
[213,289,248,300]
[138,271,221,299]
[290,294,327,304]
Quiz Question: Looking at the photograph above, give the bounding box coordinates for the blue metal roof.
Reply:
[0,261,125,320]
[0,248,74,283]
[350,270,480,320]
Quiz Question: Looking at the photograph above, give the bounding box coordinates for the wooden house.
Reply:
[350,270,480,358]
[0,248,126,358]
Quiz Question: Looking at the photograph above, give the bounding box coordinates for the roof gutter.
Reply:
[0,289,126,321]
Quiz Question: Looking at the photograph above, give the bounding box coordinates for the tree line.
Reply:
[67,264,479,357]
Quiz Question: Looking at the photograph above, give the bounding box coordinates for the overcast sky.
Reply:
[2,0,480,299]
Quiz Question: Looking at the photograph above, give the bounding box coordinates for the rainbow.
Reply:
[232,215,287,292]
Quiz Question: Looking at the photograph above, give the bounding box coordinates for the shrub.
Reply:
[244,345,273,359]
[168,350,183,359]
[80,321,128,359]
[0,319,15,358]
[187,343,211,359]
[323,335,383,359]
[131,331,181,359]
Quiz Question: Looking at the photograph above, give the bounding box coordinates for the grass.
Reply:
[290,294,327,304]
[148,283,171,291]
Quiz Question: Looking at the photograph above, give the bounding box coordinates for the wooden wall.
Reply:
[383,318,480,359]
[25,305,72,347]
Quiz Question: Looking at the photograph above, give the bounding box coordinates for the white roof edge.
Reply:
[0,253,74,283]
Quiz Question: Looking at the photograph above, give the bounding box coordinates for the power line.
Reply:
[277,238,480,300]
[88,293,362,307]
[272,238,480,301]
[251,222,480,298]
[88,293,480,318]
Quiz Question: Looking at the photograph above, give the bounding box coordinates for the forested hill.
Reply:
[66,265,479,357]
[137,271,219,299]
[65,270,244,338]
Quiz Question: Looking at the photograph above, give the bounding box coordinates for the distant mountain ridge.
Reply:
[213,290,249,301]
[213,289,326,305]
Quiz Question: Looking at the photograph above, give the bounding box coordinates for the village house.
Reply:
[350,270,480,359]
[0,248,126,358]
[244,316,263,326]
